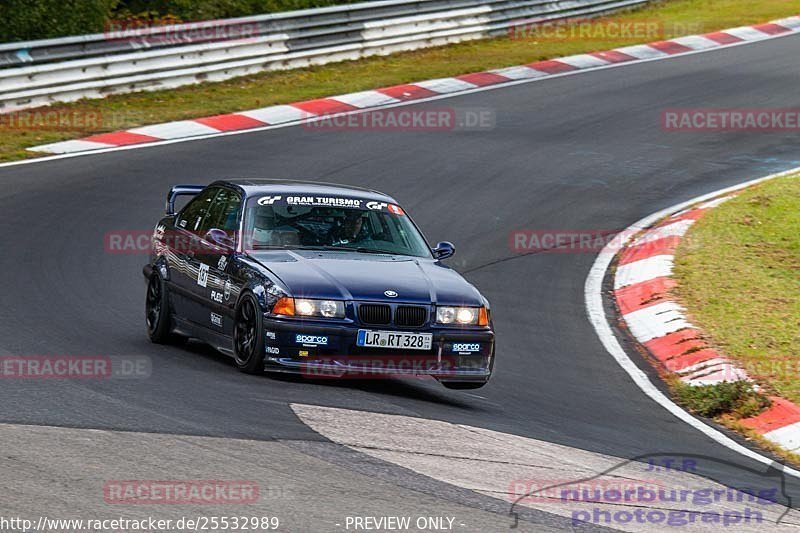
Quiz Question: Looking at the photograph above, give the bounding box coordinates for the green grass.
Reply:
[673,380,770,418]
[673,175,800,404]
[1,0,798,162]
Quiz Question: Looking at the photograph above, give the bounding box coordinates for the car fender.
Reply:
[237,278,285,316]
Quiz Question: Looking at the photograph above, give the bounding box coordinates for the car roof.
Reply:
[212,179,397,203]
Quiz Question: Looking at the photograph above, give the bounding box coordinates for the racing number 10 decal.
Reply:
[197,263,209,288]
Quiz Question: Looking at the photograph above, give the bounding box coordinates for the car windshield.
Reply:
[243,196,432,258]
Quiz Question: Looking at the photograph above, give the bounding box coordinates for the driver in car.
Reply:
[251,207,301,247]
[332,211,365,245]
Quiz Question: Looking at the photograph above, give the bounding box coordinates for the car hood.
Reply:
[248,250,484,305]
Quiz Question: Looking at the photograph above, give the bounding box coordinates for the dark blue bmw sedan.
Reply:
[144,179,494,389]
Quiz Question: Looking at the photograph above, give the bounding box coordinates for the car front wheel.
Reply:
[233,293,266,374]
[146,274,173,343]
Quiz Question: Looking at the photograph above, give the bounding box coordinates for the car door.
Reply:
[191,187,243,335]
[170,186,219,323]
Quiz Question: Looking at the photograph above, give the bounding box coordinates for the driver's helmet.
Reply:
[253,206,302,247]
[340,210,365,242]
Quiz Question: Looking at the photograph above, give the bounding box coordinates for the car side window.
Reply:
[201,188,242,239]
[177,187,218,233]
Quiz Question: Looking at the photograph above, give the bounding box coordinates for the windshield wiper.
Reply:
[253,244,405,256]
[354,247,403,255]
[296,245,400,255]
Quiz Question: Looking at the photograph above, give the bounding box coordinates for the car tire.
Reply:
[233,292,266,374]
[146,274,173,344]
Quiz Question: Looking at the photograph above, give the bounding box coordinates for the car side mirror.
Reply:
[205,228,235,251]
[432,241,455,260]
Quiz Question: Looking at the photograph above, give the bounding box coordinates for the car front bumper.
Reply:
[261,316,494,381]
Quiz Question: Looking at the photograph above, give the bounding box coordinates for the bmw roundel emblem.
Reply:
[384,290,398,298]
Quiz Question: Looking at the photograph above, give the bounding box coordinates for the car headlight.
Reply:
[273,297,345,319]
[436,306,488,326]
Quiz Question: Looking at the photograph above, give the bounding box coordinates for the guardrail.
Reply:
[0,0,650,112]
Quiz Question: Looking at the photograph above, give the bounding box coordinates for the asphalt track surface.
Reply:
[2,33,800,530]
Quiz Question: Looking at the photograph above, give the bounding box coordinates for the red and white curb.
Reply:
[613,188,800,454]
[29,15,800,155]
[614,195,749,386]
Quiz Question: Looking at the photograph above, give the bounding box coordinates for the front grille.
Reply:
[395,306,428,327]
[358,304,391,325]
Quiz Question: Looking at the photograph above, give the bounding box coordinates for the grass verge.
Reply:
[673,380,770,419]
[673,175,800,405]
[1,0,798,162]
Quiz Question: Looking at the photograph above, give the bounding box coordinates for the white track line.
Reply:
[1,27,800,169]
[585,166,800,480]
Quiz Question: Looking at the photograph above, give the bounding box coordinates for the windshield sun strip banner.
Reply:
[255,195,404,214]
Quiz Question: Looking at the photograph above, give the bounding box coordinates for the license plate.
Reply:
[357,330,433,350]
